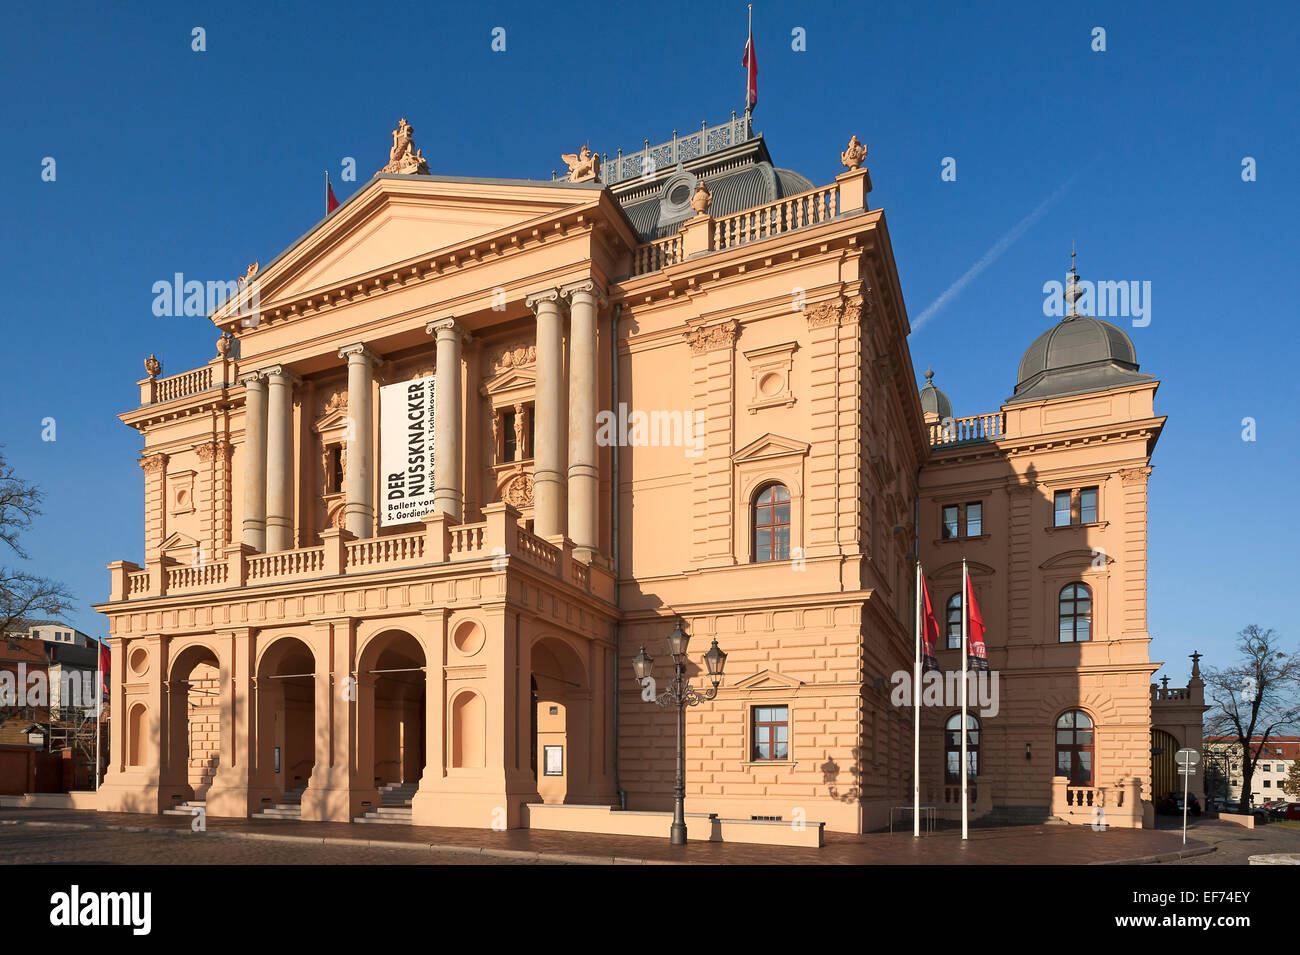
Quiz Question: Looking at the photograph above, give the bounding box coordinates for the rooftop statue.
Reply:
[237,261,259,286]
[144,354,161,379]
[561,145,600,183]
[840,134,868,171]
[379,118,430,176]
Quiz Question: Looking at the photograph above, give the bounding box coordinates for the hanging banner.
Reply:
[379,375,436,526]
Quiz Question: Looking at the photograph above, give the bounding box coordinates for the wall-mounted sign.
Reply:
[379,376,437,526]
[543,745,564,776]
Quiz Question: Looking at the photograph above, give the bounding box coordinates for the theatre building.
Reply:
[94,114,1174,836]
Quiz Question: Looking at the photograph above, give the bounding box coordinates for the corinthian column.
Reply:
[339,344,380,540]
[239,371,268,551]
[526,288,565,539]
[425,318,469,521]
[264,365,301,552]
[564,280,605,559]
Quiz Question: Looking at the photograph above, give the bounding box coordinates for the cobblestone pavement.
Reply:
[0,825,551,865]
[1155,817,1300,865]
[0,808,1212,864]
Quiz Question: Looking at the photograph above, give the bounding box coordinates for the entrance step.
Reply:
[354,805,414,825]
[252,785,308,820]
[163,800,206,817]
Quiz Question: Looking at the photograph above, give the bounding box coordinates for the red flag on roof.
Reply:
[327,175,340,214]
[743,8,758,112]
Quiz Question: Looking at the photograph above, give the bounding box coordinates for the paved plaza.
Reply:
[0,808,1226,865]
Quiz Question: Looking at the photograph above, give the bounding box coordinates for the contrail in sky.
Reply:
[910,175,1078,333]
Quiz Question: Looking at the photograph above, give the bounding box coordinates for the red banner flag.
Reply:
[920,575,941,672]
[965,574,989,671]
[327,180,340,214]
[742,33,758,112]
[99,641,111,696]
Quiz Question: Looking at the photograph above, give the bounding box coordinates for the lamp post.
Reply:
[632,619,727,845]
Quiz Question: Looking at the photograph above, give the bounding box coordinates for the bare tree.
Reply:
[1203,625,1300,812]
[0,448,73,636]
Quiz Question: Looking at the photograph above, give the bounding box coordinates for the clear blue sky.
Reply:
[1,1,1296,680]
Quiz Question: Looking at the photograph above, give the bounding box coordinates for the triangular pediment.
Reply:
[233,175,601,310]
[732,433,810,464]
[480,367,537,397]
[158,531,200,554]
[732,668,804,690]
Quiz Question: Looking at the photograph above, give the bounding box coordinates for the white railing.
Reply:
[713,184,840,251]
[602,114,754,187]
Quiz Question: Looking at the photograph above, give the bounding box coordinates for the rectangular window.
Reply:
[965,502,982,537]
[1054,491,1072,527]
[751,706,789,761]
[1264,780,1271,788]
[1079,486,1098,524]
[942,505,959,539]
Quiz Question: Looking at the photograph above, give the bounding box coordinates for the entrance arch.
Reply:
[357,630,426,789]
[530,636,590,804]
[255,636,316,798]
[1151,729,1179,802]
[166,643,221,800]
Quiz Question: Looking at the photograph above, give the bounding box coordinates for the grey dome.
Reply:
[918,368,952,419]
[1010,314,1152,403]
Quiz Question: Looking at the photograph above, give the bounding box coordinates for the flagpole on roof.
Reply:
[94,638,101,792]
[961,557,969,840]
[913,559,922,838]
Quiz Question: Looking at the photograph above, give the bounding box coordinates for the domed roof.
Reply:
[918,368,952,419]
[1011,314,1152,403]
[1010,265,1153,403]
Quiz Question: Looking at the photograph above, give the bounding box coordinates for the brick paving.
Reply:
[0,807,1213,864]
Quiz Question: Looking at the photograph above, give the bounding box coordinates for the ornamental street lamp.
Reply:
[633,619,727,845]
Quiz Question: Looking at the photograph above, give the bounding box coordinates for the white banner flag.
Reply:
[379,376,437,526]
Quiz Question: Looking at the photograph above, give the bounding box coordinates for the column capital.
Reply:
[425,317,470,342]
[338,342,381,366]
[261,364,301,387]
[561,278,608,310]
[525,287,563,311]
[237,369,266,388]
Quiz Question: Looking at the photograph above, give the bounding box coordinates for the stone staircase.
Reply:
[163,799,206,817]
[353,781,418,825]
[252,784,307,820]
[976,805,1065,827]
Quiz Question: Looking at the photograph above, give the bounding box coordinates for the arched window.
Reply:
[753,483,791,562]
[946,593,962,649]
[1055,710,1094,786]
[1059,583,1092,642]
[944,713,980,782]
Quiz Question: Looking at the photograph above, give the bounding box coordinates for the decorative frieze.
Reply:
[683,319,739,354]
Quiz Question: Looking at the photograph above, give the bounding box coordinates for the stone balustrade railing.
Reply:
[139,357,234,406]
[627,179,846,278]
[105,502,614,604]
[1151,685,1192,702]
[928,412,1007,447]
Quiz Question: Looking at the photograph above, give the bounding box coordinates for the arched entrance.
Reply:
[530,637,590,804]
[255,637,316,798]
[358,630,426,790]
[1151,729,1179,802]
[166,644,221,801]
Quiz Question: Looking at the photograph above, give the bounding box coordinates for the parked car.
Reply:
[1279,803,1300,821]
[1163,793,1202,816]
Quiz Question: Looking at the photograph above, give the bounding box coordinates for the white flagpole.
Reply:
[913,560,922,837]
[961,558,969,840]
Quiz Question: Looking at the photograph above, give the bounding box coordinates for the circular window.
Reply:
[452,620,485,657]
[759,372,783,396]
[129,646,149,676]
[669,182,691,205]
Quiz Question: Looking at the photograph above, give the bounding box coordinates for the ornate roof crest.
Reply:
[561,145,600,183]
[378,118,430,176]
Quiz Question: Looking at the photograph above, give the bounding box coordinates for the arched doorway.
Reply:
[167,644,221,800]
[530,637,590,804]
[1151,729,1179,802]
[359,630,426,790]
[255,637,316,798]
